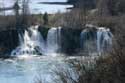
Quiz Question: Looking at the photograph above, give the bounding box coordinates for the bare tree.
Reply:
[21,0,30,27]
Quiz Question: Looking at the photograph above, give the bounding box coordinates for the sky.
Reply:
[0,0,73,15]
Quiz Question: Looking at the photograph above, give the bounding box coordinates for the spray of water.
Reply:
[11,25,45,56]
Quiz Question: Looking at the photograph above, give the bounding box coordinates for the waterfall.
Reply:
[11,26,62,56]
[80,26,113,55]
[80,29,97,54]
[45,27,62,54]
[11,24,113,56]
[11,25,45,56]
[97,28,113,54]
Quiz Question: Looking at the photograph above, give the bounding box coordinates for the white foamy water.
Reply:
[11,25,62,56]
[11,25,45,56]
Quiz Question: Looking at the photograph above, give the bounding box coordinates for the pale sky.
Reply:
[0,0,73,15]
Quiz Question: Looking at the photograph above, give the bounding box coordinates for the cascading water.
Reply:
[11,26,62,56]
[11,25,45,56]
[12,23,113,56]
[97,28,113,54]
[45,27,61,54]
[80,25,113,55]
[80,29,97,54]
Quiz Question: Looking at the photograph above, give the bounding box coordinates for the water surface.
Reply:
[0,55,68,83]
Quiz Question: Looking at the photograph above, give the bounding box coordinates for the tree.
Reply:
[43,12,48,25]
[13,1,20,29]
[97,0,125,16]
[21,0,30,27]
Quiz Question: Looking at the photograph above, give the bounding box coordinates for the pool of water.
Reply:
[0,55,77,83]
[0,54,97,83]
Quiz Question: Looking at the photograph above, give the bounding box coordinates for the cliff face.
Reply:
[60,28,82,54]
[0,30,19,56]
[38,26,82,54]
